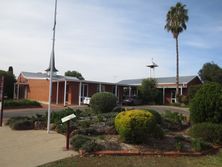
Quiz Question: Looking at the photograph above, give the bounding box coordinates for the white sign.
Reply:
[61,114,76,123]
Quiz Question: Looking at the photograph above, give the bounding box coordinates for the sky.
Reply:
[0,0,222,82]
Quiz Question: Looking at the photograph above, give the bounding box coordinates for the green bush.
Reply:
[188,84,201,102]
[115,110,163,144]
[191,139,211,152]
[90,92,117,113]
[7,117,34,130]
[145,109,162,124]
[50,108,76,124]
[190,83,222,124]
[4,99,41,107]
[163,111,185,125]
[70,135,91,151]
[81,140,104,153]
[189,123,222,144]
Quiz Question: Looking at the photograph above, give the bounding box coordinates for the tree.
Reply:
[138,78,159,104]
[0,69,16,99]
[198,62,222,84]
[64,70,84,80]
[165,2,189,102]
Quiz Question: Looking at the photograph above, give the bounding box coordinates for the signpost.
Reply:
[0,76,4,127]
[61,113,76,150]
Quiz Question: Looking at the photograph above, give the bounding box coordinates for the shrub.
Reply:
[191,139,211,152]
[162,111,186,131]
[178,95,188,105]
[50,108,76,124]
[70,135,91,151]
[115,110,163,143]
[190,82,222,124]
[163,111,185,125]
[145,109,162,124]
[81,140,104,153]
[189,123,222,144]
[188,84,201,102]
[7,117,34,130]
[90,92,117,113]
[4,99,41,107]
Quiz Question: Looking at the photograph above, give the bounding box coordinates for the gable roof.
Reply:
[21,72,79,81]
[117,75,199,86]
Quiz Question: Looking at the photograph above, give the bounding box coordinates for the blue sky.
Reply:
[0,0,222,82]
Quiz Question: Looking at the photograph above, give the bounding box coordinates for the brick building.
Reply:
[118,75,202,104]
[15,71,202,106]
[14,72,131,106]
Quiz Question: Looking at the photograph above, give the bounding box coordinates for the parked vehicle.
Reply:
[83,97,91,105]
[122,96,142,106]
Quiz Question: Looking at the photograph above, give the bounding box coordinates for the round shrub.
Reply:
[90,92,117,113]
[189,123,222,145]
[145,109,162,124]
[70,135,91,151]
[115,110,163,143]
[190,82,222,124]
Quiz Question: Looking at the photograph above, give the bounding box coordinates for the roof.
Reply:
[45,52,58,72]
[117,75,199,86]
[21,72,79,81]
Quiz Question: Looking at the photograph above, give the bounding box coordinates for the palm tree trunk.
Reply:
[175,36,179,103]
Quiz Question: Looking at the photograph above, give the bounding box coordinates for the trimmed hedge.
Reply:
[190,82,222,124]
[115,110,163,144]
[7,117,34,130]
[90,92,117,113]
[189,122,222,145]
[4,99,41,108]
[145,109,162,124]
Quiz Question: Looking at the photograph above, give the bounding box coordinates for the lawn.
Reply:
[40,149,222,167]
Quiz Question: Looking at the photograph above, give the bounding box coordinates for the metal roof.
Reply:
[21,72,79,81]
[117,75,198,86]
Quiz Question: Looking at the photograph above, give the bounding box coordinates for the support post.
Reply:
[163,87,165,105]
[0,76,4,127]
[56,81,59,104]
[78,82,82,106]
[13,83,16,99]
[17,84,20,99]
[99,83,102,92]
[115,85,118,97]
[128,86,131,98]
[66,120,70,150]
[180,86,183,95]
[64,80,67,107]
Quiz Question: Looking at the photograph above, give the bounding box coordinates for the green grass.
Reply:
[40,150,222,167]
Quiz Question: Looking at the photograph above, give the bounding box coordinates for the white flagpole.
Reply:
[47,0,58,133]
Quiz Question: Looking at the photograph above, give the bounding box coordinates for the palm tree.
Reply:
[165,2,189,103]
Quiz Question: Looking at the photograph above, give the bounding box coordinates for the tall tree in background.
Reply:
[0,66,16,99]
[65,70,85,80]
[138,78,159,104]
[199,62,222,84]
[165,2,189,102]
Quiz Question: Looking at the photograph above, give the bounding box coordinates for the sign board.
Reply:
[61,114,76,123]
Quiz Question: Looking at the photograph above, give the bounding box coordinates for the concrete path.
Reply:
[0,126,78,167]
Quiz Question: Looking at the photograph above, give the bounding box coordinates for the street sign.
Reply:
[61,114,76,123]
[61,113,76,150]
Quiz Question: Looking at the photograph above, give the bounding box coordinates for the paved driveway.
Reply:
[0,126,78,167]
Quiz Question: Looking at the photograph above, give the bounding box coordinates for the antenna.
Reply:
[146,58,158,78]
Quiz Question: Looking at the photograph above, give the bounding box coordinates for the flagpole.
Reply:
[47,0,58,133]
